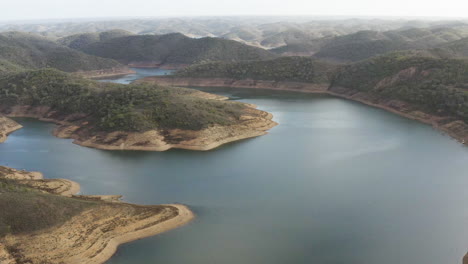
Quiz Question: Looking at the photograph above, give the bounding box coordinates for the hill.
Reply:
[72,33,277,66]
[155,52,467,143]
[428,37,468,58]
[57,29,134,50]
[0,17,427,48]
[176,57,337,84]
[0,69,276,151]
[312,28,468,62]
[0,32,125,73]
[0,166,192,264]
[269,27,468,61]
[331,53,468,122]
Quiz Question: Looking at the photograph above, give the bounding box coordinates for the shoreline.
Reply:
[139,77,467,146]
[127,62,189,70]
[0,118,196,263]
[327,88,468,146]
[0,116,23,143]
[137,76,329,94]
[74,67,137,79]
[89,204,194,264]
[0,165,195,264]
[1,101,277,152]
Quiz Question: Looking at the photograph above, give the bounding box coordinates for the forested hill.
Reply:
[428,37,468,59]
[172,52,468,124]
[330,53,468,122]
[0,32,123,73]
[0,69,251,132]
[175,57,337,84]
[273,27,468,62]
[71,33,277,65]
[58,30,134,50]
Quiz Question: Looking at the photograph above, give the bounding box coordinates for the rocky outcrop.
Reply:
[463,252,468,264]
[138,77,329,93]
[0,116,22,143]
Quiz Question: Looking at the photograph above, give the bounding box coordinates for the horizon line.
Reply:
[1,14,468,24]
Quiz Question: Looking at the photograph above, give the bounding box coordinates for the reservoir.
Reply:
[1,69,467,264]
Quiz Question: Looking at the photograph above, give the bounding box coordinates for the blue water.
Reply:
[1,69,467,264]
[98,67,175,84]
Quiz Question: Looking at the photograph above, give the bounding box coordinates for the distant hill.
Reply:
[259,29,320,48]
[73,33,277,66]
[176,57,338,84]
[0,32,123,73]
[270,38,332,56]
[312,28,468,62]
[58,29,134,50]
[1,17,435,49]
[269,27,468,61]
[428,37,468,59]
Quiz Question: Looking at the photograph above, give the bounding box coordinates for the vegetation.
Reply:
[0,177,97,237]
[302,27,468,62]
[428,37,468,59]
[58,30,134,50]
[176,57,337,83]
[3,17,450,49]
[0,69,248,131]
[331,53,468,122]
[75,33,277,64]
[0,31,123,73]
[315,38,412,62]
[176,51,467,123]
[271,41,327,56]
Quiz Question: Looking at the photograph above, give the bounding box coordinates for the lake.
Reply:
[1,68,467,264]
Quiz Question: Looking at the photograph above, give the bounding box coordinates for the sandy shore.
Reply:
[85,204,194,264]
[0,116,23,143]
[139,77,468,146]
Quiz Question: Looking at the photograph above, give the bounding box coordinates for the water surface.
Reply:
[1,69,467,264]
[98,67,174,84]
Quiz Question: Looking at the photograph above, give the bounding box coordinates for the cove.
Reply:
[1,69,468,264]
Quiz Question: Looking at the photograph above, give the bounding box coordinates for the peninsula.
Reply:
[0,120,194,264]
[0,69,277,151]
[0,166,194,264]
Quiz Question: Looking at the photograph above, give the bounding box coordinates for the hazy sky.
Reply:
[1,0,468,21]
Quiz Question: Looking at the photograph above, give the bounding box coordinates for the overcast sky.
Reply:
[1,0,468,21]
